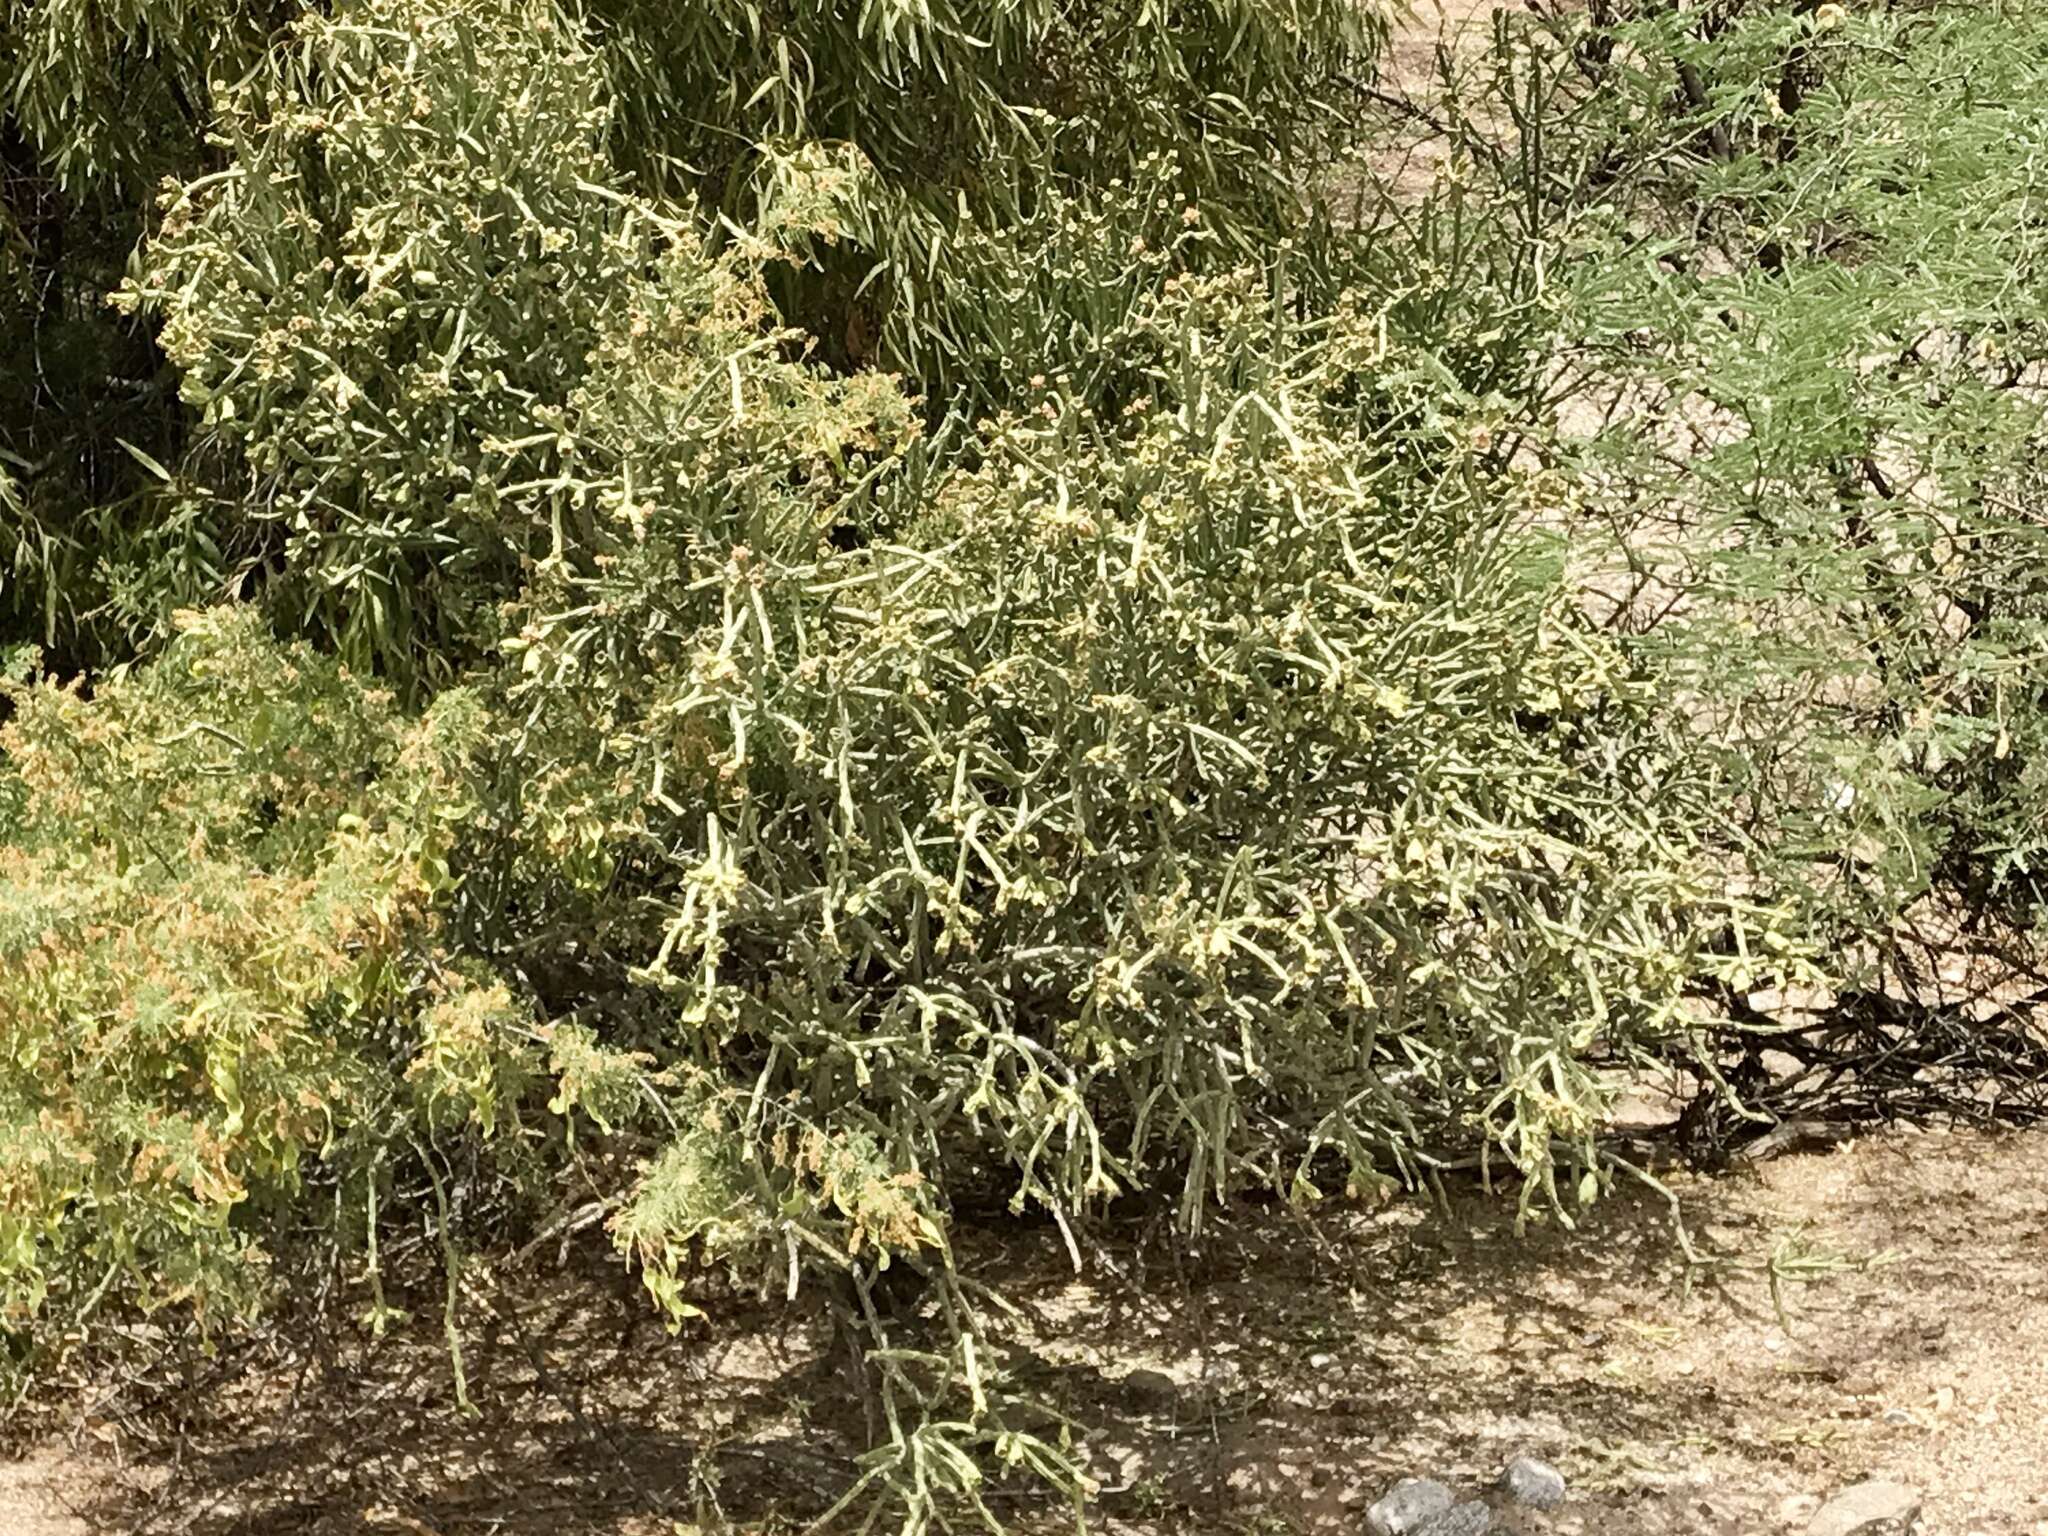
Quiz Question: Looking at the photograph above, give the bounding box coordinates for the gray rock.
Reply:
[1120,1367,1179,1402]
[1807,1480,1922,1536]
[1500,1454,1567,1510]
[1367,1478,1457,1536]
[1414,1503,1494,1536]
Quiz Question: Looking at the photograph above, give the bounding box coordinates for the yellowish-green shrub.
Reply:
[0,608,510,1338]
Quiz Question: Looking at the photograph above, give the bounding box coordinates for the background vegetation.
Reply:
[5,0,2048,1526]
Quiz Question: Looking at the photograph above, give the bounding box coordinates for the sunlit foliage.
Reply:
[5,0,2048,1527]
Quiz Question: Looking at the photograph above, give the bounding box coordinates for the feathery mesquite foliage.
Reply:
[1398,0,2048,1127]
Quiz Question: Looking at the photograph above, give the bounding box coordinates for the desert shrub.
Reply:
[0,0,265,665]
[2,0,1378,667]
[1386,0,2048,1113]
[91,0,1376,672]
[105,0,691,687]
[868,157,1210,416]
[477,243,1789,1513]
[0,607,517,1359]
[1562,3,2048,943]
[6,57,1802,1513]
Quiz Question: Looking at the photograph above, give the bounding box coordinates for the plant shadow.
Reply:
[47,1146,1961,1536]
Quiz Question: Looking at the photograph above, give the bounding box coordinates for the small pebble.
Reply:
[1367,1477,1457,1536]
[1807,1479,1922,1536]
[1500,1454,1568,1511]
[1121,1367,1178,1402]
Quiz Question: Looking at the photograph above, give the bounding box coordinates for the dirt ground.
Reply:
[5,1121,2048,1536]
[1340,0,1523,203]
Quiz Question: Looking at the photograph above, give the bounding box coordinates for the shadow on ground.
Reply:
[20,1124,2048,1535]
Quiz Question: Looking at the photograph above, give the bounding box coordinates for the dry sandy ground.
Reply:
[0,1451,92,1536]
[5,1122,2048,1535]
[1346,0,1527,202]
[1382,0,1521,91]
